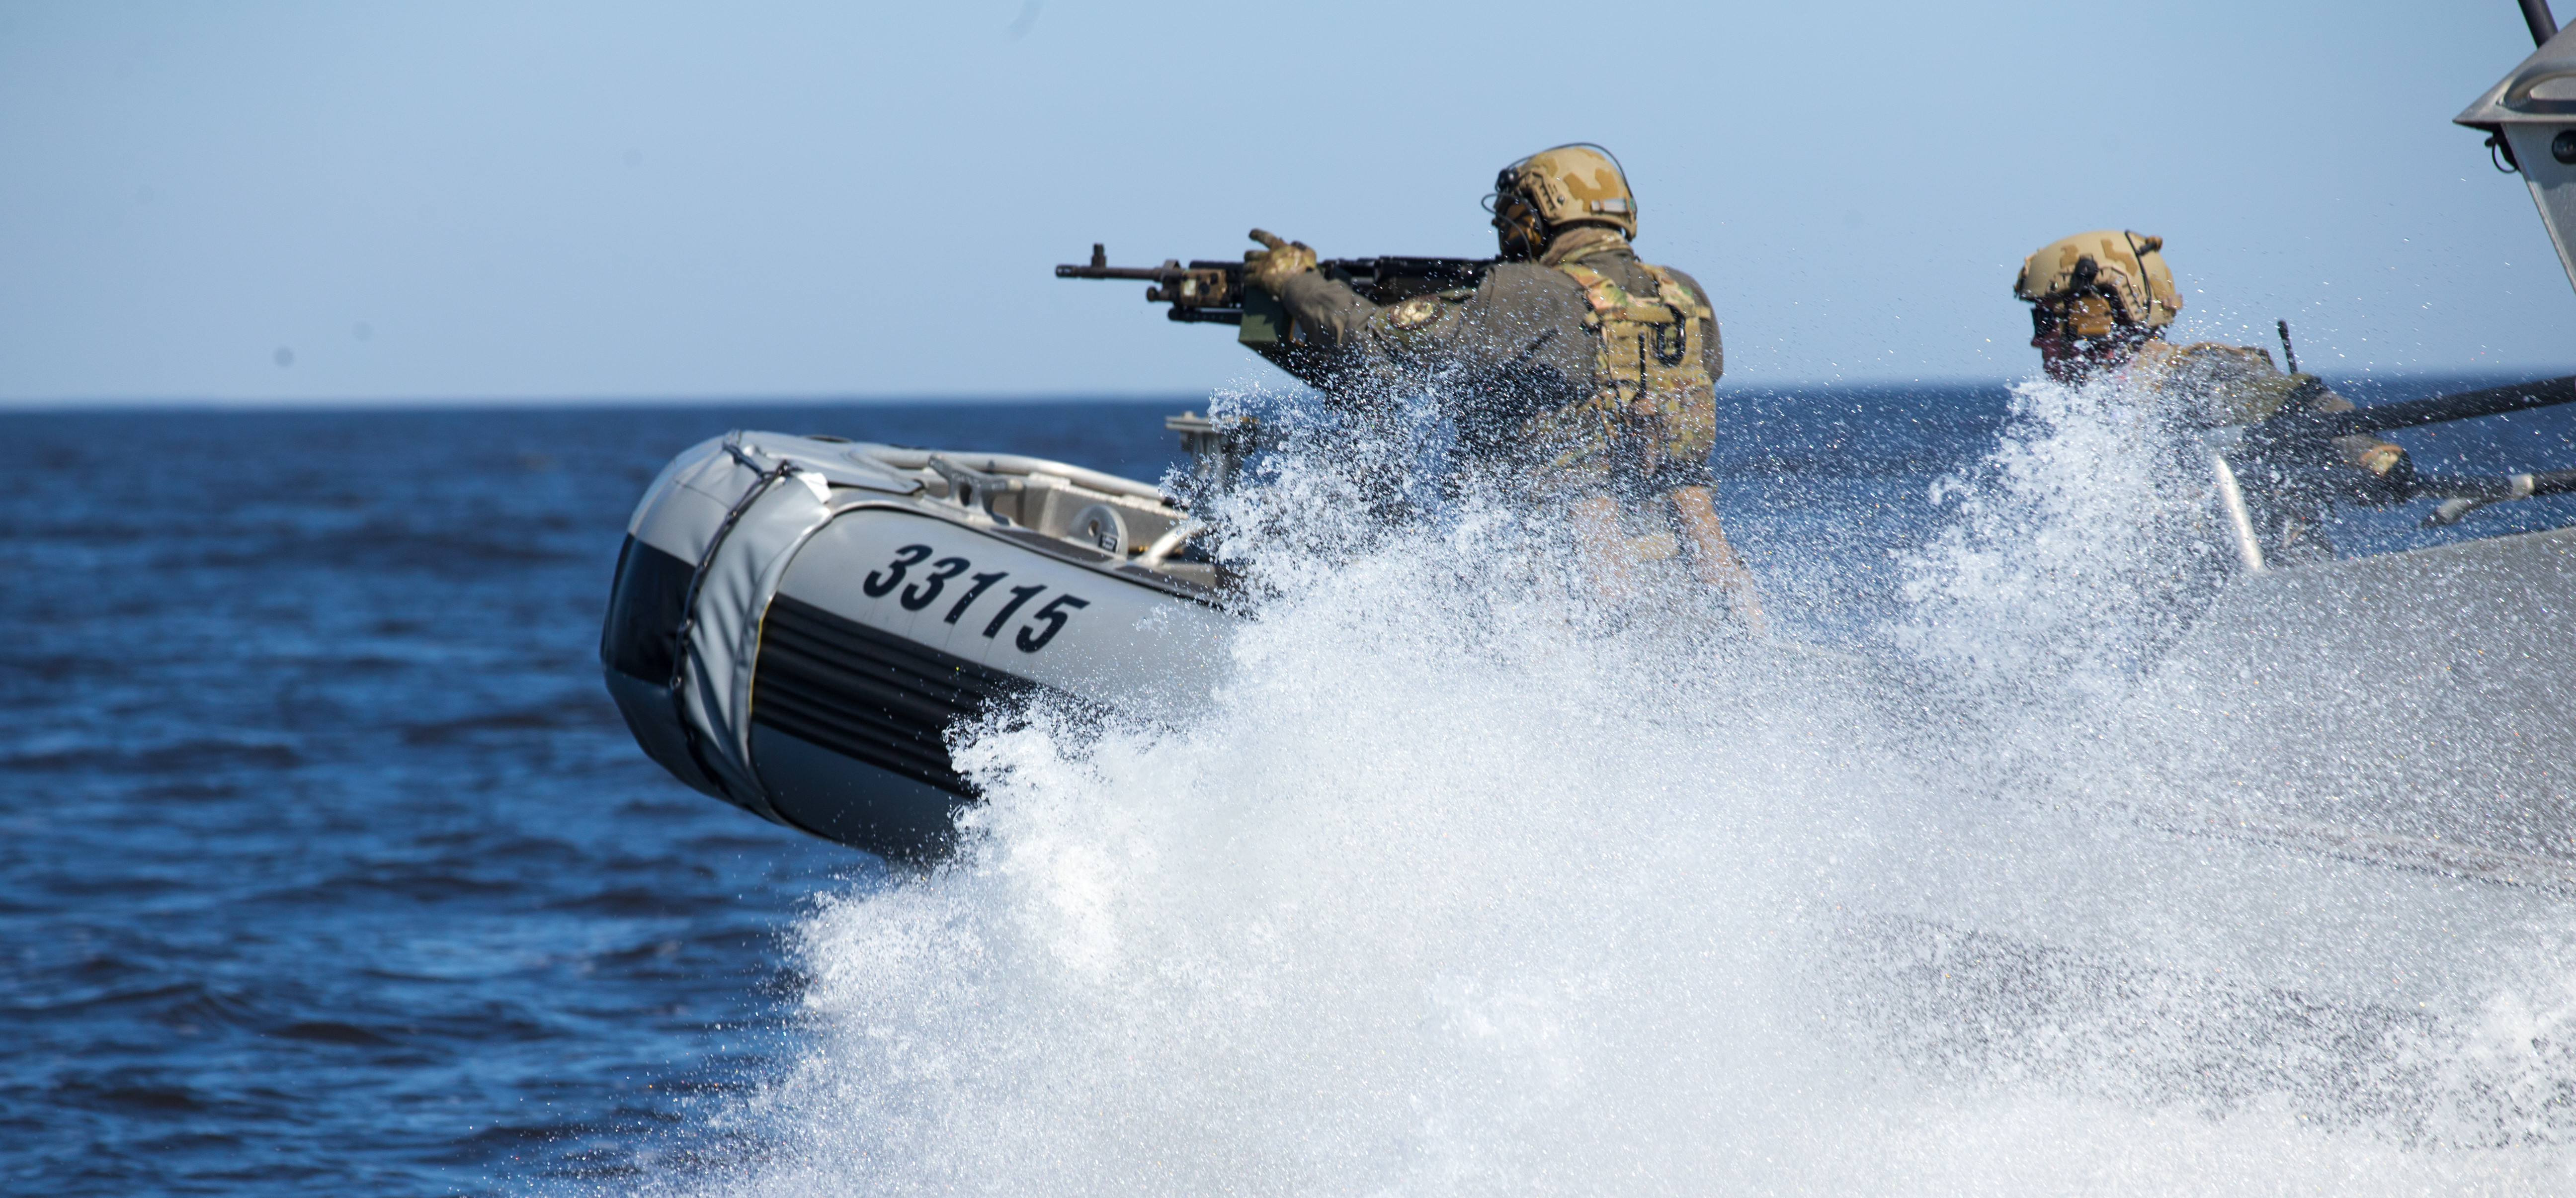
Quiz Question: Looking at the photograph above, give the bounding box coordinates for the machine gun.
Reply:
[1056,234,1494,385]
[2205,371,2576,567]
[2286,373,2576,524]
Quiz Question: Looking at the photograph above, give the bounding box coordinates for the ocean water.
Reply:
[3,381,2573,1196]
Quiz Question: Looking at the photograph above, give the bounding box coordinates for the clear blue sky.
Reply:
[0,0,2568,403]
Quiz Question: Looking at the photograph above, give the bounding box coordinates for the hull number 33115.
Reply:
[861,543,1089,652]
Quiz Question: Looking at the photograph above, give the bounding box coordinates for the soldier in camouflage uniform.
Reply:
[1240,145,1764,631]
[2016,229,2412,564]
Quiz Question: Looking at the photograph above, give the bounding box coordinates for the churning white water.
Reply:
[665,382,2576,1196]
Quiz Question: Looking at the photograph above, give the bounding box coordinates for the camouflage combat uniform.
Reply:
[1275,227,1723,497]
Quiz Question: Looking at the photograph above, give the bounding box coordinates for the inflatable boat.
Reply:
[606,9,2576,870]
[599,424,1237,861]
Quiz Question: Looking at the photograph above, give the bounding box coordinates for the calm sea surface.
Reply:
[3,384,2570,1195]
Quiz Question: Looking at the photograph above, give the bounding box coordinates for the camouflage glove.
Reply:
[1243,228,1317,296]
[2338,435,2409,478]
[2331,433,2415,505]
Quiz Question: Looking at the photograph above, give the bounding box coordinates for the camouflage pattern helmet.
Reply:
[1490,144,1638,239]
[2013,230,2180,336]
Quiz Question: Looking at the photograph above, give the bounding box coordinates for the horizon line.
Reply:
[0,368,2558,414]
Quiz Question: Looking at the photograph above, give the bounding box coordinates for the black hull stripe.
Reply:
[752,595,1030,795]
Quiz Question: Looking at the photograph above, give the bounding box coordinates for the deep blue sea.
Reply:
[3,381,2571,1195]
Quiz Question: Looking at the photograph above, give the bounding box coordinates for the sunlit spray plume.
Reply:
[653,384,2576,1197]
[1893,373,2227,707]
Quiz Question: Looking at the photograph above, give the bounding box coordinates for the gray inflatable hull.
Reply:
[600,431,1229,861]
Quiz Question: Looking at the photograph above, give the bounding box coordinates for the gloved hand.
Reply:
[2340,436,2409,478]
[1243,228,1317,296]
[2331,433,2414,505]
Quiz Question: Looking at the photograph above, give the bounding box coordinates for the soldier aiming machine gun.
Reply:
[1064,239,2576,542]
[1057,232,1492,388]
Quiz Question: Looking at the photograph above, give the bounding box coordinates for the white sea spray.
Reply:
[660,385,2576,1198]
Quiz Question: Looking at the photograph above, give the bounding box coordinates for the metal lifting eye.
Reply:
[2490,132,2523,174]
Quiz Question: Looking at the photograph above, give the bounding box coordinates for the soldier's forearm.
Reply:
[1670,486,1765,634]
[1276,272,1378,350]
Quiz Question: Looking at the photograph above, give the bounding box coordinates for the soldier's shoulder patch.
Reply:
[1387,295,1441,330]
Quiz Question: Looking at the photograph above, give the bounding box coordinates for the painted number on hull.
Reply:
[864,544,1089,653]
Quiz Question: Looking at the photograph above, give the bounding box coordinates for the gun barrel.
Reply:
[2316,374,2576,436]
[1054,264,1184,281]
[1054,247,1246,313]
[2243,375,2576,448]
[2413,472,2534,502]
[1055,241,1205,283]
[1052,244,1498,349]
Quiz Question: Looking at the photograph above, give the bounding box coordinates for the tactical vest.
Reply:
[1521,259,1718,491]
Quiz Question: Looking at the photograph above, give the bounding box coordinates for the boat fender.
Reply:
[669,437,840,815]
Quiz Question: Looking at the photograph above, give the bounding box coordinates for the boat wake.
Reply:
[653,385,2576,1197]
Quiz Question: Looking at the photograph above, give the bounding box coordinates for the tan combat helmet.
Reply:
[2013,230,2180,337]
[1490,144,1638,248]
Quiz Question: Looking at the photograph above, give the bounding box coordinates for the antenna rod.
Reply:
[2523,0,2559,48]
